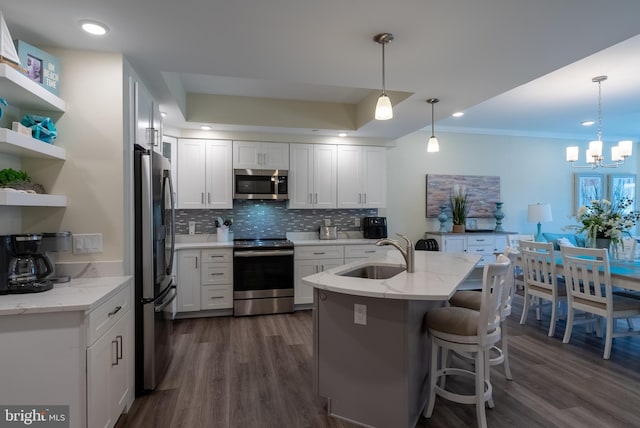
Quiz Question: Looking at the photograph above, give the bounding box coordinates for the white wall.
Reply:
[385,130,639,242]
[21,49,125,262]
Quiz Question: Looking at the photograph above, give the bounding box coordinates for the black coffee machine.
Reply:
[0,234,54,294]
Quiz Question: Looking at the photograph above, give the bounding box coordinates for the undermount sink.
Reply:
[338,264,406,280]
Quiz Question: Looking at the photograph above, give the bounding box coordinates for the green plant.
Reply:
[0,168,30,186]
[450,185,470,226]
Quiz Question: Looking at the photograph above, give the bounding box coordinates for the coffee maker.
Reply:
[0,234,54,294]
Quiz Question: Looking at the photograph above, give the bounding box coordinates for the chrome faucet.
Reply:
[376,233,415,273]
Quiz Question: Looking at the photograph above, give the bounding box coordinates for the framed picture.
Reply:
[573,173,603,214]
[465,219,478,230]
[607,173,636,213]
[14,40,60,95]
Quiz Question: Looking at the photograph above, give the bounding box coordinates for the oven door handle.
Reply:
[234,249,294,257]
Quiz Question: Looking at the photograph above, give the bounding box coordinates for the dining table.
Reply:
[539,255,640,292]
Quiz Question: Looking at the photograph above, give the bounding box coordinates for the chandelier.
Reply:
[566,75,633,168]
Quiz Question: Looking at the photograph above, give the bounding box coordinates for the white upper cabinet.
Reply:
[177,139,232,209]
[337,146,386,208]
[289,143,337,209]
[233,141,289,170]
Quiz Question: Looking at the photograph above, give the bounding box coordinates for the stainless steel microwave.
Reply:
[233,169,288,200]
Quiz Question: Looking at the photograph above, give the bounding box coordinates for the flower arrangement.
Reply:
[571,198,640,246]
[450,185,470,226]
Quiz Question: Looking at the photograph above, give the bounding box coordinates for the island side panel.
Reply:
[315,288,439,428]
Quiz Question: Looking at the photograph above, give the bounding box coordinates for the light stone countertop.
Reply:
[287,231,380,246]
[0,276,132,316]
[302,251,481,301]
[175,234,233,250]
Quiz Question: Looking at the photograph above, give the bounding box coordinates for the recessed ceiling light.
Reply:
[200,125,212,131]
[581,120,595,126]
[80,20,109,36]
[452,112,464,118]
[338,132,348,137]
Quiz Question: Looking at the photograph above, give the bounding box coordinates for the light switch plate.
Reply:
[72,233,103,254]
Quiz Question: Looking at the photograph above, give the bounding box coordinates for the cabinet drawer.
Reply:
[201,285,233,310]
[467,245,495,255]
[344,245,386,259]
[467,235,494,246]
[86,284,130,347]
[201,249,233,263]
[201,264,233,285]
[295,245,344,260]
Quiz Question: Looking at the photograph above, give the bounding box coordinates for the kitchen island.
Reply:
[302,251,481,428]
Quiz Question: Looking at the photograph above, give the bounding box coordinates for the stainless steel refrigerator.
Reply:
[134,144,176,394]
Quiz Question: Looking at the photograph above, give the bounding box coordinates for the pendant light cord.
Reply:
[381,42,386,95]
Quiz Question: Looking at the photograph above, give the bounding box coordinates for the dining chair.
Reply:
[448,248,517,380]
[505,234,534,290]
[423,257,511,428]
[520,241,566,337]
[560,246,640,359]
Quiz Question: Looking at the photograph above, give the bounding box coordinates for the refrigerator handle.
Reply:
[163,171,176,276]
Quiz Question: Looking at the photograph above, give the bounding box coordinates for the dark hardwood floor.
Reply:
[116,298,640,428]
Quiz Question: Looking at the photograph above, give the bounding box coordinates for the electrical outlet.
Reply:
[354,303,367,325]
[324,218,331,226]
[354,217,361,227]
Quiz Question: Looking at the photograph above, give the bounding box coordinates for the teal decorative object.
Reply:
[494,202,504,231]
[438,204,448,232]
[21,114,57,143]
[0,98,6,120]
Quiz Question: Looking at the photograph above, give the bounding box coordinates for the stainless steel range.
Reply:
[233,238,294,316]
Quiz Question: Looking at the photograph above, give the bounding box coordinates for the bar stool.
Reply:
[423,257,511,428]
[448,249,518,380]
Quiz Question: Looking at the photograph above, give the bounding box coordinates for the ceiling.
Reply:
[3,0,640,142]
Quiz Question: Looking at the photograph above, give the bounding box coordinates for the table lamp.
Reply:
[528,203,553,242]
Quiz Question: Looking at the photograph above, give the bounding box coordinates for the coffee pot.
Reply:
[0,234,54,294]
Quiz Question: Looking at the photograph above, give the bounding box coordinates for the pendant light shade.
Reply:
[427,98,440,153]
[375,94,393,120]
[373,33,394,121]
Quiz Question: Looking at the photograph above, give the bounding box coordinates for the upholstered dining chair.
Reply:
[520,241,566,337]
[448,248,518,380]
[423,257,511,428]
[560,246,640,359]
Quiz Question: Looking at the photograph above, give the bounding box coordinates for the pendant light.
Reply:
[426,98,440,152]
[373,33,394,120]
[566,75,633,168]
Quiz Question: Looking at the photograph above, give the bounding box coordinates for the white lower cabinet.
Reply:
[425,233,508,267]
[177,249,201,312]
[200,249,233,310]
[344,244,388,264]
[86,283,132,428]
[295,245,344,305]
[177,248,233,314]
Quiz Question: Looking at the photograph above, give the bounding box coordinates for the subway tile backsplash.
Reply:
[175,200,377,238]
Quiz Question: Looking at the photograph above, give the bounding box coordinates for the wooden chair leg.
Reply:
[424,337,439,418]
[604,318,614,360]
[520,291,530,325]
[563,308,574,344]
[548,298,557,337]
[501,320,513,380]
[475,349,488,428]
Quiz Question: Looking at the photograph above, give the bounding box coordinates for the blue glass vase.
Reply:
[494,202,505,232]
[438,205,448,232]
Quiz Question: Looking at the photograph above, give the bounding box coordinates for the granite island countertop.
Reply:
[0,276,132,316]
[302,251,481,301]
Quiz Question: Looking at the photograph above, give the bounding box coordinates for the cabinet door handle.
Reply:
[210,295,225,300]
[313,252,326,255]
[208,192,211,204]
[314,193,318,204]
[201,193,204,204]
[263,153,267,165]
[363,193,367,204]
[210,272,224,276]
[358,193,362,204]
[108,306,122,317]
[112,340,119,366]
[308,193,312,204]
[195,256,198,269]
[117,335,123,361]
[365,250,376,253]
